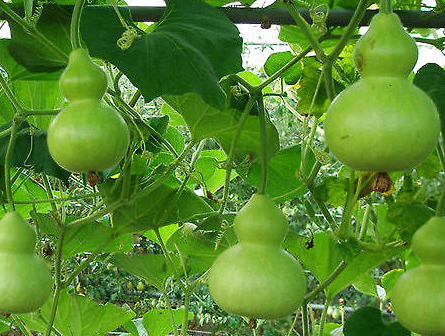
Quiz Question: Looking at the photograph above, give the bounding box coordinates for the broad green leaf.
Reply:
[413,63,445,132]
[343,306,410,336]
[353,274,378,298]
[161,103,186,127]
[100,180,214,235]
[31,212,133,257]
[264,51,303,85]
[20,289,135,336]
[111,254,175,290]
[144,223,179,244]
[415,153,441,179]
[164,93,280,164]
[1,171,52,217]
[0,39,62,81]
[243,144,314,203]
[30,210,59,237]
[10,80,64,130]
[196,150,237,193]
[122,319,143,336]
[142,308,193,336]
[381,269,404,300]
[291,57,344,117]
[386,202,434,242]
[0,123,70,181]
[327,245,405,297]
[279,27,351,54]
[314,323,343,336]
[284,231,343,285]
[284,231,406,296]
[80,0,243,109]
[63,219,133,258]
[7,4,71,72]
[166,224,232,275]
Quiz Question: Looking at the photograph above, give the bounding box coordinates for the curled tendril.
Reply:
[117,27,140,50]
[28,1,46,26]
[310,5,329,36]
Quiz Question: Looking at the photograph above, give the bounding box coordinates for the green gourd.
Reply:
[324,12,440,172]
[0,212,52,313]
[209,194,306,319]
[47,49,130,172]
[392,217,445,335]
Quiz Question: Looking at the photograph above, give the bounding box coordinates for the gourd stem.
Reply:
[257,96,268,195]
[318,296,333,336]
[162,289,180,336]
[70,0,86,49]
[45,227,66,336]
[4,120,19,212]
[285,308,301,336]
[42,174,58,213]
[436,185,445,217]
[284,1,326,62]
[219,96,257,213]
[301,302,309,336]
[379,0,392,14]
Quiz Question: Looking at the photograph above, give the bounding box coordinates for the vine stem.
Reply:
[44,226,66,336]
[338,170,361,239]
[302,302,309,336]
[286,308,301,336]
[0,1,68,61]
[257,96,268,194]
[284,1,326,62]
[14,192,101,204]
[154,228,186,292]
[162,289,179,336]
[318,296,333,336]
[42,174,58,213]
[436,185,445,217]
[304,260,347,302]
[65,200,122,229]
[4,120,19,211]
[219,96,257,212]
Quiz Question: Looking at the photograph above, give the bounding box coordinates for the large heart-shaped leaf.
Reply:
[80,0,243,109]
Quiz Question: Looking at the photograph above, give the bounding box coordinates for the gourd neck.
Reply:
[379,0,392,14]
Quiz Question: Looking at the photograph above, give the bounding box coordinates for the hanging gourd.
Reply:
[47,49,130,173]
[208,194,306,319]
[324,9,440,172]
[391,217,445,335]
[0,212,53,313]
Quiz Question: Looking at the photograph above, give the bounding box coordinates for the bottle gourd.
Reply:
[0,212,52,313]
[209,194,306,319]
[392,217,445,335]
[324,12,440,172]
[47,49,130,172]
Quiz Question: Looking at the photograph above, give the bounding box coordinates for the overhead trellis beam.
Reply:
[125,6,445,28]
[1,5,444,28]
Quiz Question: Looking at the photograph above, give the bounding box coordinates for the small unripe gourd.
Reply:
[47,49,130,172]
[324,13,440,172]
[0,212,53,313]
[392,217,445,335]
[209,194,306,319]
